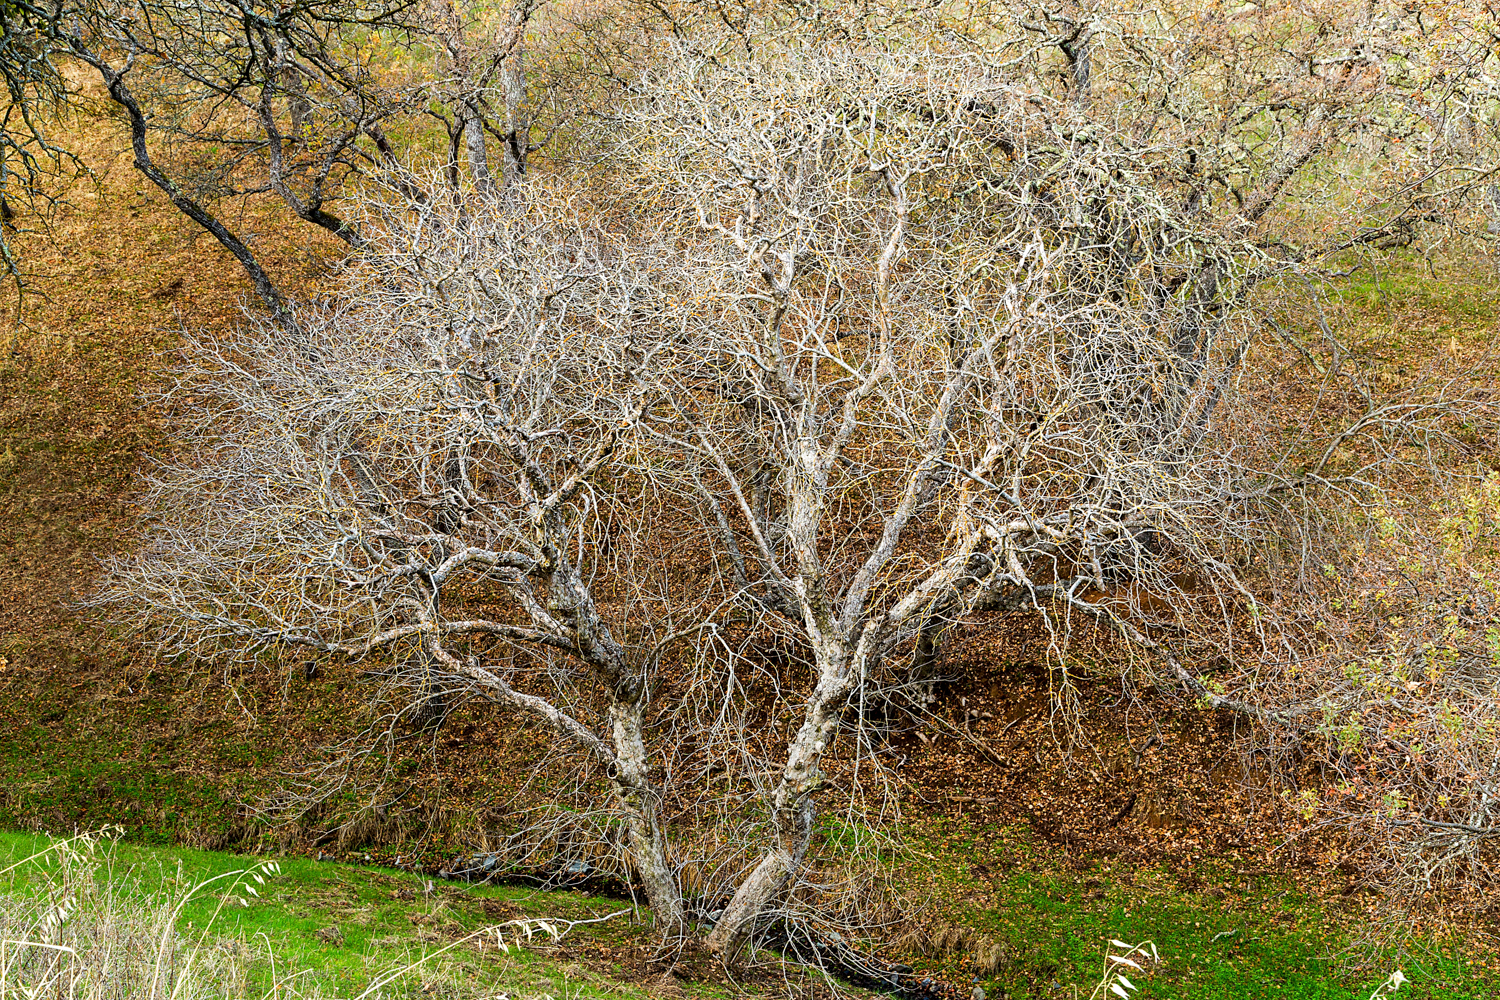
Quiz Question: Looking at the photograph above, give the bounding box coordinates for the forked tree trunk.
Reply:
[497,1,530,185]
[433,0,497,196]
[1059,20,1094,105]
[705,640,856,958]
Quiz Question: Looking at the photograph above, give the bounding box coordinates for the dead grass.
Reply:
[0,104,358,846]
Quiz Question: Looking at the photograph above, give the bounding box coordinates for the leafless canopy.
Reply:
[90,0,1500,956]
[88,178,694,927]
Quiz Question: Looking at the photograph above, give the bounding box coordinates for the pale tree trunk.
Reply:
[1239,103,1330,226]
[272,37,310,146]
[497,1,531,185]
[433,0,496,196]
[702,192,912,957]
[610,699,684,930]
[539,550,684,930]
[705,633,870,957]
[468,653,683,930]
[461,104,496,195]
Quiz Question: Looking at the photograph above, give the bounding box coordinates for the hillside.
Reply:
[2,96,1500,999]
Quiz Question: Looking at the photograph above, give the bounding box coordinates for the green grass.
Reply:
[0,830,667,998]
[0,713,257,848]
[1341,255,1500,325]
[2,161,1498,999]
[3,729,235,838]
[0,655,395,852]
[6,827,1495,999]
[1328,248,1500,356]
[896,816,1498,999]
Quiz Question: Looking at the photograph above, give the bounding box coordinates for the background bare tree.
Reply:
[429,0,535,192]
[0,0,85,285]
[0,0,554,323]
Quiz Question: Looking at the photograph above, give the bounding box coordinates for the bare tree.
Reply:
[88,165,919,953]
[86,178,690,928]
[606,42,1276,955]
[89,0,1500,959]
[428,0,536,193]
[0,0,549,323]
[593,3,1500,949]
[0,0,85,286]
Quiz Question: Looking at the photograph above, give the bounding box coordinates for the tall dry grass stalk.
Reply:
[0,829,259,999]
[1,828,591,999]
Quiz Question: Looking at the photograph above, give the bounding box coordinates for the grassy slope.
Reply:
[2,111,1500,998]
[0,108,354,845]
[900,817,1494,999]
[2,830,1492,1000]
[0,830,719,999]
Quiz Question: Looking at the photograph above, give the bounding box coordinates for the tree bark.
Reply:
[497,1,530,184]
[705,640,856,958]
[79,52,298,334]
[1058,18,1094,106]
[610,699,684,931]
[257,76,367,250]
[536,545,684,929]
[433,0,497,196]
[461,102,496,196]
